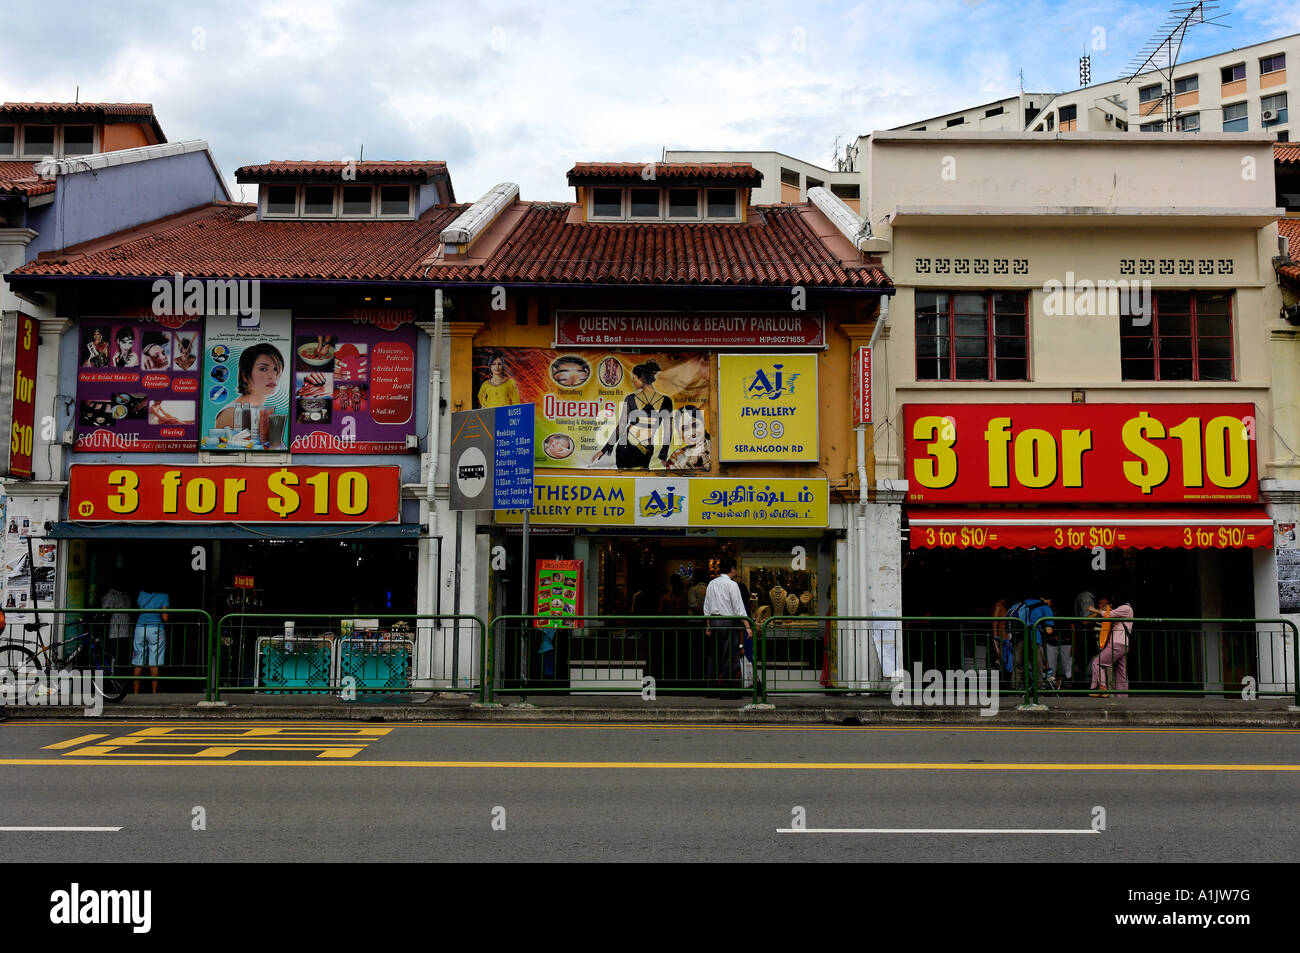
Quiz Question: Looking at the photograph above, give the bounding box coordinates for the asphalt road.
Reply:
[1,720,1296,862]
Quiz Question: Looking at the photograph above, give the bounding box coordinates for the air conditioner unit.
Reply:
[1263,109,1278,121]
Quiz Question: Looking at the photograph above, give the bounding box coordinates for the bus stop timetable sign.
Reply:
[449,404,535,511]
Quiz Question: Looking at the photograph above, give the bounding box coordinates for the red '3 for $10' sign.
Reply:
[903,403,1259,503]
[69,465,402,522]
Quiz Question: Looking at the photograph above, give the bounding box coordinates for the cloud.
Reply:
[0,0,1288,204]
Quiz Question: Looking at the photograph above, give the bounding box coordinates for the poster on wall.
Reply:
[1277,523,1300,613]
[471,347,710,471]
[534,558,583,628]
[199,314,292,451]
[717,353,820,462]
[0,495,59,628]
[288,320,418,453]
[74,318,202,452]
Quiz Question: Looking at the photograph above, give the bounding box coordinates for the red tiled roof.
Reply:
[428,203,888,287]
[10,201,890,289]
[1276,143,1300,166]
[236,160,449,182]
[1278,218,1300,282]
[0,103,165,142]
[0,160,55,197]
[12,203,466,281]
[1,102,156,117]
[568,162,763,187]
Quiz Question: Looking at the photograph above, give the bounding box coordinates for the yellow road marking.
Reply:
[44,725,393,760]
[42,734,109,749]
[64,745,364,759]
[10,721,1299,735]
[0,759,1297,770]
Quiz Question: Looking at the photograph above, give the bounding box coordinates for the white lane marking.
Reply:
[1,821,122,826]
[778,828,1100,834]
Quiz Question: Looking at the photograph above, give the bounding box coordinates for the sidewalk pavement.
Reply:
[4,689,1298,726]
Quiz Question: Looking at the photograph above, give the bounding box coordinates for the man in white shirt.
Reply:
[702,555,752,687]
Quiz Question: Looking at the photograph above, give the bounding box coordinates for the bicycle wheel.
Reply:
[88,643,127,703]
[0,643,42,707]
[96,658,128,703]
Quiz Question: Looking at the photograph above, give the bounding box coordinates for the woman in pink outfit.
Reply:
[1088,597,1134,697]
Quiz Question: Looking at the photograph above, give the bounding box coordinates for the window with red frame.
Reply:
[915,291,1029,381]
[1120,290,1234,381]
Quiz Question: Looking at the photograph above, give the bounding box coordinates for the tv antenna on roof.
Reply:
[1123,2,1229,131]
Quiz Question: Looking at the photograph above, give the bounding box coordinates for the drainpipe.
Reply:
[854,295,889,623]
[857,295,889,506]
[425,283,443,565]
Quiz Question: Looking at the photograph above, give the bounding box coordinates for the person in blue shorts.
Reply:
[133,589,170,694]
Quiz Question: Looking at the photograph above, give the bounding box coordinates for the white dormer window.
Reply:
[629,187,660,219]
[342,185,374,216]
[63,125,95,156]
[303,185,336,216]
[22,125,54,157]
[586,186,740,222]
[706,189,737,219]
[378,186,411,217]
[259,184,415,220]
[591,188,622,219]
[668,188,698,218]
[0,126,13,156]
[264,185,298,216]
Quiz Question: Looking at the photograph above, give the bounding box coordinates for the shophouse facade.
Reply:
[864,130,1294,691]
[418,162,892,687]
[5,159,462,686]
[7,156,895,690]
[0,103,229,631]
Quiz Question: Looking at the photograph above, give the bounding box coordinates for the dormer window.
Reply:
[706,189,737,219]
[342,185,373,215]
[302,185,334,215]
[0,126,13,157]
[259,183,415,220]
[585,186,741,222]
[629,188,660,218]
[379,186,410,216]
[569,163,759,223]
[22,125,54,157]
[592,188,622,218]
[668,188,698,218]
[265,185,298,216]
[238,161,448,220]
[63,125,95,156]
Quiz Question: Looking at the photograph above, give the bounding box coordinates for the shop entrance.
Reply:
[491,528,833,691]
[903,545,1258,688]
[76,536,418,689]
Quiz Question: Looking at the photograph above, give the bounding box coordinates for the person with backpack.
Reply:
[1007,596,1055,690]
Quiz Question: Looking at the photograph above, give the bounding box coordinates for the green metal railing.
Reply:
[0,606,214,700]
[756,615,1031,705]
[1027,615,1299,706]
[212,613,488,703]
[487,614,756,704]
[5,605,1293,710]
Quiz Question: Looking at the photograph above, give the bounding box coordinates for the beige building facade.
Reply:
[862,131,1294,690]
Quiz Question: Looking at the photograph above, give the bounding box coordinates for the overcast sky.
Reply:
[1,0,1292,203]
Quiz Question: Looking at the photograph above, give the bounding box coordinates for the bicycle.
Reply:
[0,618,127,705]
